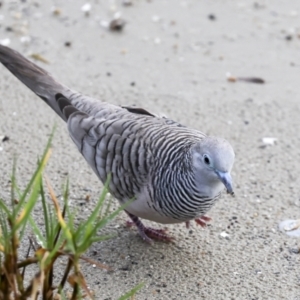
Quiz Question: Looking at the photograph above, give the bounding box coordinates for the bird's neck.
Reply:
[192,171,224,199]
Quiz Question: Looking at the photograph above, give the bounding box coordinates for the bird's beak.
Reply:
[216,171,234,196]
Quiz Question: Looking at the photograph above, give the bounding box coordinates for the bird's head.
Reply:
[192,137,235,195]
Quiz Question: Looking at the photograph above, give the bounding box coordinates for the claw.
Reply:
[195,215,212,228]
[125,211,175,243]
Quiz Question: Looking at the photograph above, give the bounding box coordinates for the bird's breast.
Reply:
[124,188,183,224]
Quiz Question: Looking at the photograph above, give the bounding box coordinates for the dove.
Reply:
[0,45,235,243]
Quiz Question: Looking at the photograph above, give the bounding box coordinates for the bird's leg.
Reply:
[125,211,174,243]
[194,215,212,228]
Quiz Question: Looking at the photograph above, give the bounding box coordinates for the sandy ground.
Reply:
[0,0,300,299]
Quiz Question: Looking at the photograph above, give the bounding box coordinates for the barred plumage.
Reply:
[0,45,235,242]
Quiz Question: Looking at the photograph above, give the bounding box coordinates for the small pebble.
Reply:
[1,135,9,142]
[289,248,300,254]
[220,231,229,238]
[51,6,61,16]
[279,219,300,237]
[123,0,133,6]
[262,137,277,145]
[0,38,10,46]
[285,35,293,41]
[208,14,216,20]
[81,3,91,15]
[20,36,31,44]
[109,18,126,31]
[226,72,237,82]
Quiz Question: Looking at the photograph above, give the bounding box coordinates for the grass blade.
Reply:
[118,283,144,300]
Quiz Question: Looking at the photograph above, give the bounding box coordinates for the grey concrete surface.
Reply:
[0,1,299,299]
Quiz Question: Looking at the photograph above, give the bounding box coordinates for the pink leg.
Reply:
[195,215,212,228]
[125,211,174,243]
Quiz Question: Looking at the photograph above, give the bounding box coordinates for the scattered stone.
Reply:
[51,6,61,16]
[1,135,9,142]
[262,137,277,145]
[20,36,31,44]
[289,248,300,254]
[109,18,126,31]
[208,14,216,20]
[220,231,229,238]
[119,264,132,271]
[122,0,133,6]
[226,72,237,82]
[0,38,10,46]
[279,219,300,237]
[285,35,293,41]
[81,3,91,16]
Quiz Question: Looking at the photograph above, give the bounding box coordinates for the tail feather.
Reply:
[56,94,79,120]
[0,45,72,121]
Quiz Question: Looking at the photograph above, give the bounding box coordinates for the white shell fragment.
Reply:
[0,38,11,46]
[51,6,61,16]
[20,36,31,44]
[262,137,277,145]
[226,72,237,82]
[278,219,300,237]
[220,231,229,238]
[81,3,91,13]
[114,11,122,19]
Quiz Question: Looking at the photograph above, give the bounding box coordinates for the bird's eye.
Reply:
[203,155,210,165]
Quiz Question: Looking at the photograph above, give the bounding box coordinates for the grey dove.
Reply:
[0,45,235,243]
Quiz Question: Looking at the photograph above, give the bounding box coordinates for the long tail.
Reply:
[0,45,73,121]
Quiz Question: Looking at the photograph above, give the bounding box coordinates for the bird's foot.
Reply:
[194,215,212,228]
[125,212,174,243]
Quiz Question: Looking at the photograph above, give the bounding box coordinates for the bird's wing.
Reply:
[57,95,154,200]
